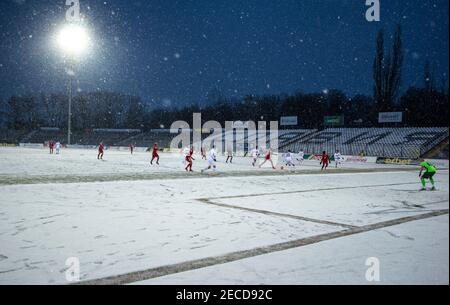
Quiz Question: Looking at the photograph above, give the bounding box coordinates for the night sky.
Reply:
[0,0,448,107]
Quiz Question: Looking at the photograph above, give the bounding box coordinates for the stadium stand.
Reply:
[276,129,317,149]
[116,129,175,149]
[16,128,142,147]
[423,138,449,160]
[6,127,449,159]
[198,129,317,154]
[71,129,141,146]
[281,128,449,159]
[21,128,66,144]
[0,129,30,144]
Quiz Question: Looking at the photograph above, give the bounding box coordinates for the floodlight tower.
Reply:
[56,24,90,145]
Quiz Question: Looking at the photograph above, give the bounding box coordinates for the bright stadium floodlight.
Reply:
[56,23,91,145]
[57,24,90,56]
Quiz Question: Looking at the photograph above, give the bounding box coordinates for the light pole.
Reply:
[56,24,90,145]
[68,64,73,145]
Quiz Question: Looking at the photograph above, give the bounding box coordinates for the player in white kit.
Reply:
[250,146,260,167]
[296,150,305,165]
[201,146,218,173]
[55,142,61,154]
[284,150,295,167]
[334,150,342,168]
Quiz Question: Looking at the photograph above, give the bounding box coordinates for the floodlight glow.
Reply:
[57,24,90,55]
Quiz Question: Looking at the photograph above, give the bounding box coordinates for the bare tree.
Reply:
[373,25,403,112]
[373,30,385,111]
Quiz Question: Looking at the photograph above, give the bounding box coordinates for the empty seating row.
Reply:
[283,128,449,158]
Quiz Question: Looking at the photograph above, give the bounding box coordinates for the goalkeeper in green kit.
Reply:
[419,160,437,191]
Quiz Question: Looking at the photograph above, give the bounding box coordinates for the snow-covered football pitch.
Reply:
[0,147,448,285]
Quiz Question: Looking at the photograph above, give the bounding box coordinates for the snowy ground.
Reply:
[0,147,448,285]
[0,146,419,181]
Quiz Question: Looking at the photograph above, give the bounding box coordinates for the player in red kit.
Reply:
[259,148,276,170]
[150,143,159,165]
[185,147,195,172]
[320,151,329,171]
[49,140,54,154]
[98,143,104,160]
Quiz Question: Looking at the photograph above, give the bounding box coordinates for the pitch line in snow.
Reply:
[197,197,358,229]
[196,181,440,230]
[75,209,449,285]
[200,181,420,201]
